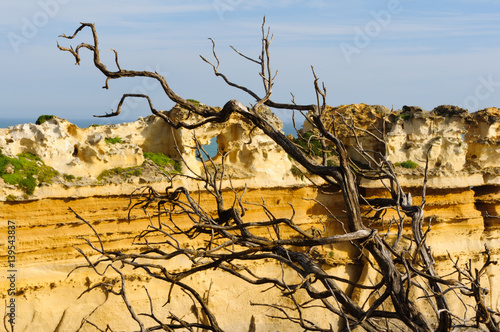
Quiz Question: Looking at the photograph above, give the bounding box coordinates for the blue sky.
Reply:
[2,0,500,125]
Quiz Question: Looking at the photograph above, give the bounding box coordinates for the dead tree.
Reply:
[58,20,500,331]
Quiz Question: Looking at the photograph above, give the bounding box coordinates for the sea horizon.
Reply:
[0,116,300,136]
[0,117,137,129]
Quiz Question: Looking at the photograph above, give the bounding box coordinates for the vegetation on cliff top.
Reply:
[35,114,55,125]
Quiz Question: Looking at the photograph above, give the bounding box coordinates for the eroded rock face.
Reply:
[467,107,500,169]
[307,104,500,176]
[386,105,469,171]
[0,118,144,178]
[303,103,393,163]
[0,106,293,185]
[162,105,293,183]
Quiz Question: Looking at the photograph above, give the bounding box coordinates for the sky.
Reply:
[2,0,500,126]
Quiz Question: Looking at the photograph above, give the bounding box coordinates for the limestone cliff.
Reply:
[2,104,500,330]
[302,103,500,187]
[0,106,296,200]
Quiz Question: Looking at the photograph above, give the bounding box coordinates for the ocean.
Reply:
[0,118,125,129]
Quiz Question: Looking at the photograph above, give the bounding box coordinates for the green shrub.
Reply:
[144,152,181,173]
[98,167,123,180]
[0,151,58,194]
[291,165,304,180]
[63,174,76,182]
[395,160,419,169]
[37,166,59,184]
[105,137,123,145]
[36,115,55,125]
[6,195,16,201]
[97,166,142,181]
[129,169,142,177]
[292,131,328,157]
[19,175,37,195]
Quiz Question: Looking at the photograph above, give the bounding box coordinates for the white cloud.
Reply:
[3,0,500,122]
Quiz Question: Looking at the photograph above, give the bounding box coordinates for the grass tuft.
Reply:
[105,137,123,145]
[97,167,142,181]
[395,160,419,169]
[144,152,181,173]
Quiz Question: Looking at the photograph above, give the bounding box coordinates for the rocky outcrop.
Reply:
[0,105,295,200]
[1,119,144,178]
[386,105,469,172]
[304,104,500,188]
